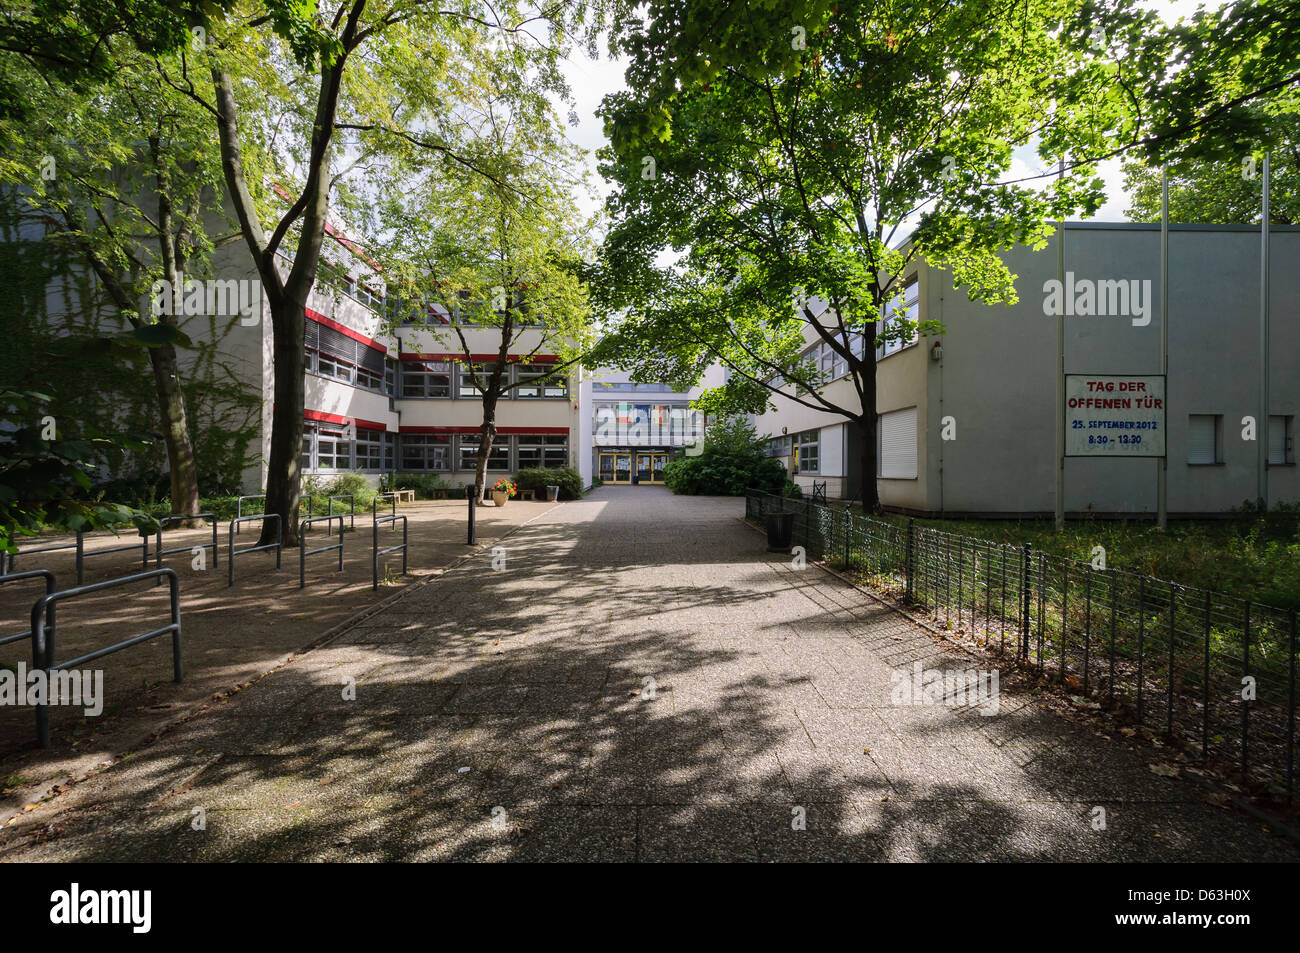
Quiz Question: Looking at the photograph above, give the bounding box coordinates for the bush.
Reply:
[390,472,459,499]
[515,466,584,500]
[661,416,787,496]
[324,472,378,509]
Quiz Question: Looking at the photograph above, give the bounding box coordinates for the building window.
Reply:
[794,429,819,474]
[401,361,452,398]
[513,362,550,398]
[304,318,386,393]
[767,435,792,457]
[315,426,349,471]
[1187,414,1221,465]
[1269,415,1294,465]
[458,435,509,471]
[878,407,918,479]
[354,428,385,471]
[878,278,919,359]
[400,434,450,471]
[517,434,568,469]
[458,362,496,398]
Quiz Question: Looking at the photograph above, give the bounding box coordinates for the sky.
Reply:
[557,0,1220,227]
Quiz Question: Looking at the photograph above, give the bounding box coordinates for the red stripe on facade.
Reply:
[306,309,387,354]
[398,425,569,436]
[397,352,559,364]
[304,408,391,432]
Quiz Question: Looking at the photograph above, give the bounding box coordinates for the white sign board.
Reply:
[1065,375,1165,457]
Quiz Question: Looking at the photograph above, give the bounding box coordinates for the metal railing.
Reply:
[228,514,282,586]
[372,492,398,522]
[327,494,355,535]
[299,515,344,587]
[2,537,80,581]
[746,489,1300,802]
[372,514,408,591]
[234,495,264,534]
[154,513,219,579]
[28,568,182,747]
[0,569,56,652]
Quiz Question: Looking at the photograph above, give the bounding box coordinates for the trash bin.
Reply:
[765,511,794,553]
[545,485,560,502]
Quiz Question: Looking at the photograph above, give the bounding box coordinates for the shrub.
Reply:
[662,415,787,496]
[515,466,583,500]
[325,472,378,508]
[390,472,456,498]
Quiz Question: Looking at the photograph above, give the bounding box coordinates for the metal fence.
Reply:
[746,489,1299,802]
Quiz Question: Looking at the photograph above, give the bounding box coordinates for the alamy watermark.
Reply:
[0,663,103,715]
[593,405,705,455]
[1042,272,1152,327]
[150,277,261,325]
[890,661,1000,715]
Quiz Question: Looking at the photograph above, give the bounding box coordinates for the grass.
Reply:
[865,510,1300,611]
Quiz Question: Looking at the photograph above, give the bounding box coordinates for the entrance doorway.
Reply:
[599,452,634,484]
[598,450,670,484]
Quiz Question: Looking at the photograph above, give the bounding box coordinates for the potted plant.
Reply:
[491,478,517,507]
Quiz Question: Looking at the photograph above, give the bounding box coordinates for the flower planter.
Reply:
[491,489,509,507]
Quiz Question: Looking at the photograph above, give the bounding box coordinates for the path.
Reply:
[1,487,1294,861]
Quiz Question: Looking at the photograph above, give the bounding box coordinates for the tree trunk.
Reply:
[474,392,500,504]
[260,297,306,546]
[857,415,880,513]
[147,342,202,520]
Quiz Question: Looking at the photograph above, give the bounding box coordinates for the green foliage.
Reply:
[515,467,584,500]
[0,388,157,551]
[662,418,786,496]
[390,473,462,498]
[323,472,378,509]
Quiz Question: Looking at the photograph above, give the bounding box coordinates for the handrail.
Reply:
[29,568,182,748]
[234,495,265,534]
[155,513,219,580]
[228,514,282,586]
[299,515,345,587]
[372,514,408,591]
[0,569,56,650]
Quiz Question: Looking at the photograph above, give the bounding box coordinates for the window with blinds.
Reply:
[878,406,918,478]
[1187,415,1220,465]
[305,317,386,391]
[1269,415,1294,465]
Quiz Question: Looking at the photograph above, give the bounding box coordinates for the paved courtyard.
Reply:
[2,487,1296,861]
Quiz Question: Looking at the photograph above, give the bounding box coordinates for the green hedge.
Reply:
[515,467,584,500]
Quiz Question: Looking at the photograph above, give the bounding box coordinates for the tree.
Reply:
[594,0,1128,510]
[378,89,595,503]
[182,0,608,545]
[0,41,229,520]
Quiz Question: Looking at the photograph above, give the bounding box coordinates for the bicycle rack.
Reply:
[234,495,265,534]
[372,514,408,591]
[29,568,182,747]
[154,513,219,581]
[228,514,282,586]
[372,493,398,522]
[299,515,345,587]
[327,495,355,535]
[0,569,56,652]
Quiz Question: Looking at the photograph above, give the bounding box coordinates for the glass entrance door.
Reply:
[651,453,669,483]
[598,453,615,483]
[636,454,653,484]
[613,453,632,483]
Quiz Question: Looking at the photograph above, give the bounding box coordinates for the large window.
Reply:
[517,434,568,469]
[1187,414,1221,465]
[878,279,919,359]
[458,362,495,397]
[458,436,509,471]
[513,362,568,399]
[315,426,349,471]
[1269,415,1295,465]
[305,318,386,393]
[878,407,918,478]
[401,434,450,471]
[401,360,452,398]
[354,428,384,470]
[794,429,819,474]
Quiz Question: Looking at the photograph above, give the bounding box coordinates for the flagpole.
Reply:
[1055,156,1065,532]
[1158,166,1168,531]
[1259,152,1271,508]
